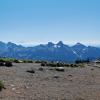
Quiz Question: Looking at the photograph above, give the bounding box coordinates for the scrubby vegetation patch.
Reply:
[0,80,6,91]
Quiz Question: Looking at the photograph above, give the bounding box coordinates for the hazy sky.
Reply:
[0,0,100,46]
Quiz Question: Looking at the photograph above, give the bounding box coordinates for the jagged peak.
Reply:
[73,42,86,47]
[47,42,54,46]
[76,42,84,45]
[0,41,5,45]
[57,41,64,46]
[7,42,17,46]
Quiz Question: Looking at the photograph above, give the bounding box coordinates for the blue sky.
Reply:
[0,0,100,46]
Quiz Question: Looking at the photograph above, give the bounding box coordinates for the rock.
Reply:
[24,86,29,89]
[12,88,16,91]
[27,68,35,73]
[91,68,94,70]
[53,75,60,79]
[16,91,21,94]
[55,67,65,72]
[38,67,44,71]
[10,84,15,87]
[68,74,72,77]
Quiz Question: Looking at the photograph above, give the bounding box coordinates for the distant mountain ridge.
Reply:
[0,41,100,62]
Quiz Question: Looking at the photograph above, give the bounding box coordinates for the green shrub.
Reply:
[75,59,90,64]
[64,64,70,67]
[73,64,79,67]
[22,60,28,63]
[70,64,74,67]
[0,59,5,62]
[0,80,5,91]
[27,60,33,63]
[35,60,42,63]
[35,60,48,64]
[47,63,57,67]
[13,59,20,63]
[46,62,70,67]
[78,64,85,68]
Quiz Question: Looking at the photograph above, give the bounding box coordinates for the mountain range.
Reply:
[0,41,100,62]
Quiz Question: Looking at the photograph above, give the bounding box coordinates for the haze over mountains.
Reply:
[0,41,100,62]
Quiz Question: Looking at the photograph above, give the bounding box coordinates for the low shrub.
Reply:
[78,64,85,68]
[0,58,15,62]
[35,60,43,63]
[0,62,5,66]
[75,59,90,64]
[73,64,79,67]
[41,63,46,66]
[70,64,74,67]
[13,59,20,63]
[22,60,33,63]
[35,60,49,64]
[21,60,34,63]
[22,60,28,63]
[64,64,70,67]
[46,63,57,67]
[40,61,85,68]
[0,80,5,91]
[56,63,64,67]
[27,60,33,63]
[5,61,13,67]
[0,59,5,62]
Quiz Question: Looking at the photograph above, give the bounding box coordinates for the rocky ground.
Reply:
[0,63,100,100]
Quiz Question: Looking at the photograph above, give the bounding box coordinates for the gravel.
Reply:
[0,63,100,100]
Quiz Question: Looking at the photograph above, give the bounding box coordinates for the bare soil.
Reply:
[0,63,100,100]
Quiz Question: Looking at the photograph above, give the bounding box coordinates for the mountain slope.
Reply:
[0,41,100,62]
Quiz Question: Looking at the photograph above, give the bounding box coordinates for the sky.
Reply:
[0,0,100,46]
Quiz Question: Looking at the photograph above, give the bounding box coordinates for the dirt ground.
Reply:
[0,63,100,100]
